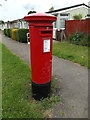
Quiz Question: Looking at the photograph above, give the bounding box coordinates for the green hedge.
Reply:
[4,29,7,36]
[4,28,12,37]
[14,29,29,43]
[4,28,29,43]
[14,30,19,41]
[9,29,12,38]
[7,29,11,37]
[5,28,8,36]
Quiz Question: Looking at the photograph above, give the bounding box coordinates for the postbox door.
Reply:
[30,26,53,84]
[38,36,52,84]
[39,28,53,84]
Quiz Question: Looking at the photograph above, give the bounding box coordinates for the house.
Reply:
[1,18,29,30]
[9,18,29,29]
[46,3,90,39]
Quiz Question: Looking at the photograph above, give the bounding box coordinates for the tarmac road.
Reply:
[0,31,88,118]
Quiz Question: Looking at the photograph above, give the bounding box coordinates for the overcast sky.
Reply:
[0,0,89,22]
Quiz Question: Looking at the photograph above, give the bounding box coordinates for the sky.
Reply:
[0,0,89,22]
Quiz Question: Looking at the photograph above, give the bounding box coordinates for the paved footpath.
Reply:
[0,32,88,118]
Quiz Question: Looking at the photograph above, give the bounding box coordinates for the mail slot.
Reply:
[40,30,52,37]
[24,13,56,100]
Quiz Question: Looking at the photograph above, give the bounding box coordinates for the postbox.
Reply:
[24,13,56,100]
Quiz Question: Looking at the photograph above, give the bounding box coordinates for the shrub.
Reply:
[17,29,29,43]
[79,34,88,46]
[6,29,11,37]
[5,28,8,36]
[4,28,11,37]
[73,14,82,20]
[11,29,18,40]
[68,32,88,46]
[9,29,12,38]
[4,29,7,36]
[14,30,19,41]
[68,34,73,42]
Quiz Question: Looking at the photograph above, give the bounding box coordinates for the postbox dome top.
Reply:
[24,13,56,22]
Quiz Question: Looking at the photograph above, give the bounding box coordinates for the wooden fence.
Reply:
[65,18,90,37]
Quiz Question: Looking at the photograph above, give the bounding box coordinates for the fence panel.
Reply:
[65,19,90,37]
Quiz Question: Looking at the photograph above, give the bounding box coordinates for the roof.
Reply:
[46,3,90,13]
[10,18,24,23]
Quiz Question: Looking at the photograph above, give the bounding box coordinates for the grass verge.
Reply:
[2,44,61,118]
[52,42,88,68]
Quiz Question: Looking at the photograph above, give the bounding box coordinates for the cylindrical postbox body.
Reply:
[24,13,56,100]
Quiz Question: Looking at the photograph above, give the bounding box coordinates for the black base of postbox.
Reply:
[32,81,51,100]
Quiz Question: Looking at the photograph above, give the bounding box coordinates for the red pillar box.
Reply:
[24,13,56,100]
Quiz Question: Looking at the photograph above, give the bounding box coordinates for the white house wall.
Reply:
[56,7,88,28]
[63,7,88,20]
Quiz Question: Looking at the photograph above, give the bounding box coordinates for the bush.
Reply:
[5,28,8,36]
[6,29,11,37]
[9,29,12,38]
[4,28,29,43]
[4,28,11,37]
[16,29,29,43]
[4,29,7,36]
[14,30,19,41]
[73,14,82,20]
[11,29,18,40]
[68,32,88,46]
[79,34,88,46]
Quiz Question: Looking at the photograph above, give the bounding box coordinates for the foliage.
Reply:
[79,34,88,46]
[28,11,36,15]
[14,30,19,41]
[0,20,4,24]
[68,32,88,46]
[4,29,7,36]
[6,29,8,36]
[11,29,18,40]
[4,28,10,36]
[41,96,62,109]
[49,6,54,11]
[4,28,29,43]
[73,14,82,20]
[15,29,29,43]
[9,29,12,38]
[6,29,11,37]
[52,42,88,67]
[2,44,61,118]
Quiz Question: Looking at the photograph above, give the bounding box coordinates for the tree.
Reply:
[27,11,36,15]
[49,7,54,11]
[0,20,4,25]
[73,14,82,20]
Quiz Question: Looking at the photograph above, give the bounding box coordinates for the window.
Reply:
[60,18,68,28]
[15,23,18,28]
[24,22,29,28]
[60,14,68,16]
[18,22,20,28]
[60,14,69,28]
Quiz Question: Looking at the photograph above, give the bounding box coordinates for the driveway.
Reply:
[0,32,88,118]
